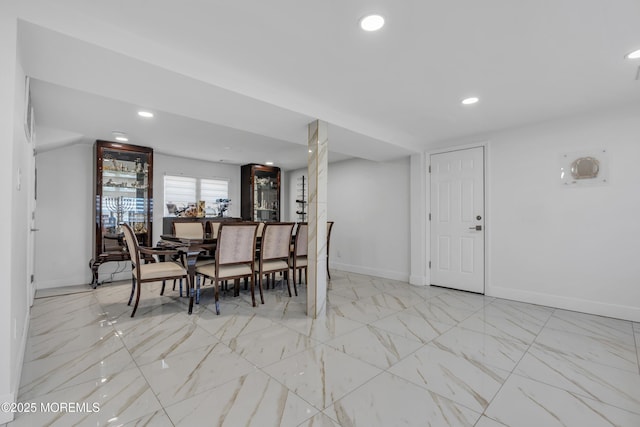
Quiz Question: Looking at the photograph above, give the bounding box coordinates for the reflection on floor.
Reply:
[9,271,640,426]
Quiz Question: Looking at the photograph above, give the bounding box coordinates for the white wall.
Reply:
[1,2,31,421]
[420,104,640,321]
[288,157,411,281]
[486,104,640,321]
[35,147,242,287]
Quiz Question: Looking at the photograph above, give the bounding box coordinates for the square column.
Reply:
[307,120,328,318]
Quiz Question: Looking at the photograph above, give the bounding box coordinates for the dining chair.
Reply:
[172,221,213,297]
[255,222,295,302]
[208,220,222,239]
[290,222,308,296]
[172,221,205,239]
[121,223,187,317]
[256,221,265,238]
[327,221,334,280]
[195,222,259,314]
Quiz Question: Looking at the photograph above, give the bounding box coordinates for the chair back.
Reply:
[261,222,295,261]
[208,221,222,238]
[294,222,308,257]
[121,224,141,268]
[257,221,266,238]
[173,221,205,239]
[216,222,258,265]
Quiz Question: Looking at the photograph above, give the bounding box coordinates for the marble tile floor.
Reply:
[7,271,640,426]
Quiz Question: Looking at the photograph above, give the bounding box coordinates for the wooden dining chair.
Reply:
[195,222,259,314]
[171,221,213,297]
[255,222,295,302]
[207,220,222,240]
[172,221,205,239]
[121,224,187,317]
[289,222,308,296]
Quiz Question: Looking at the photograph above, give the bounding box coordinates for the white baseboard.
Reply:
[36,270,131,289]
[331,262,409,282]
[488,286,640,322]
[36,276,91,289]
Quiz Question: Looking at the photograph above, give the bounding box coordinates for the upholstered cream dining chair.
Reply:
[171,221,214,297]
[289,222,308,296]
[172,221,205,239]
[254,222,295,302]
[195,222,259,314]
[121,223,187,317]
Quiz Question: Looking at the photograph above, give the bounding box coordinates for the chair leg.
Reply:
[292,269,298,296]
[304,268,308,285]
[214,280,220,315]
[251,273,257,307]
[259,272,265,304]
[285,270,292,297]
[131,278,142,317]
[179,279,183,297]
[160,280,166,296]
[195,275,201,305]
[173,279,176,291]
[128,278,136,305]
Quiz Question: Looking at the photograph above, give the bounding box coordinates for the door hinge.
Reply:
[428,165,431,173]
[30,274,34,283]
[428,213,431,221]
[428,261,431,269]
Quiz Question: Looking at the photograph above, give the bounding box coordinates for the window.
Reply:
[164,175,229,216]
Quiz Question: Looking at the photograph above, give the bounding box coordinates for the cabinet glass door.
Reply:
[101,151,150,237]
[94,141,153,266]
[253,170,279,221]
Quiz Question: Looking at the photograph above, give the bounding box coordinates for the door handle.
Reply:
[30,228,39,232]
[468,225,482,231]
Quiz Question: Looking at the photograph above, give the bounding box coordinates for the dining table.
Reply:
[159,233,216,314]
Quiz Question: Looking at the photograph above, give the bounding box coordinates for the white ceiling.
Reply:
[16,0,640,170]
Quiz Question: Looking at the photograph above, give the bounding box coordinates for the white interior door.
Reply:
[430,147,484,293]
[27,148,37,306]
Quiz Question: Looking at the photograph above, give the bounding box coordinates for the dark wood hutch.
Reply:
[240,163,281,221]
[90,140,153,287]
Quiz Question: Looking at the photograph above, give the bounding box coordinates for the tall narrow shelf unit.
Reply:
[91,140,153,287]
[240,164,281,221]
[296,175,307,221]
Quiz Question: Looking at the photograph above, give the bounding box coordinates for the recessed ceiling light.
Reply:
[265,161,274,165]
[360,14,385,32]
[137,110,154,118]
[625,49,640,59]
[114,136,129,142]
[461,97,479,105]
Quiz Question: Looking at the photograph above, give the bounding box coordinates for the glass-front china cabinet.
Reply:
[241,164,281,221]
[91,140,153,287]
